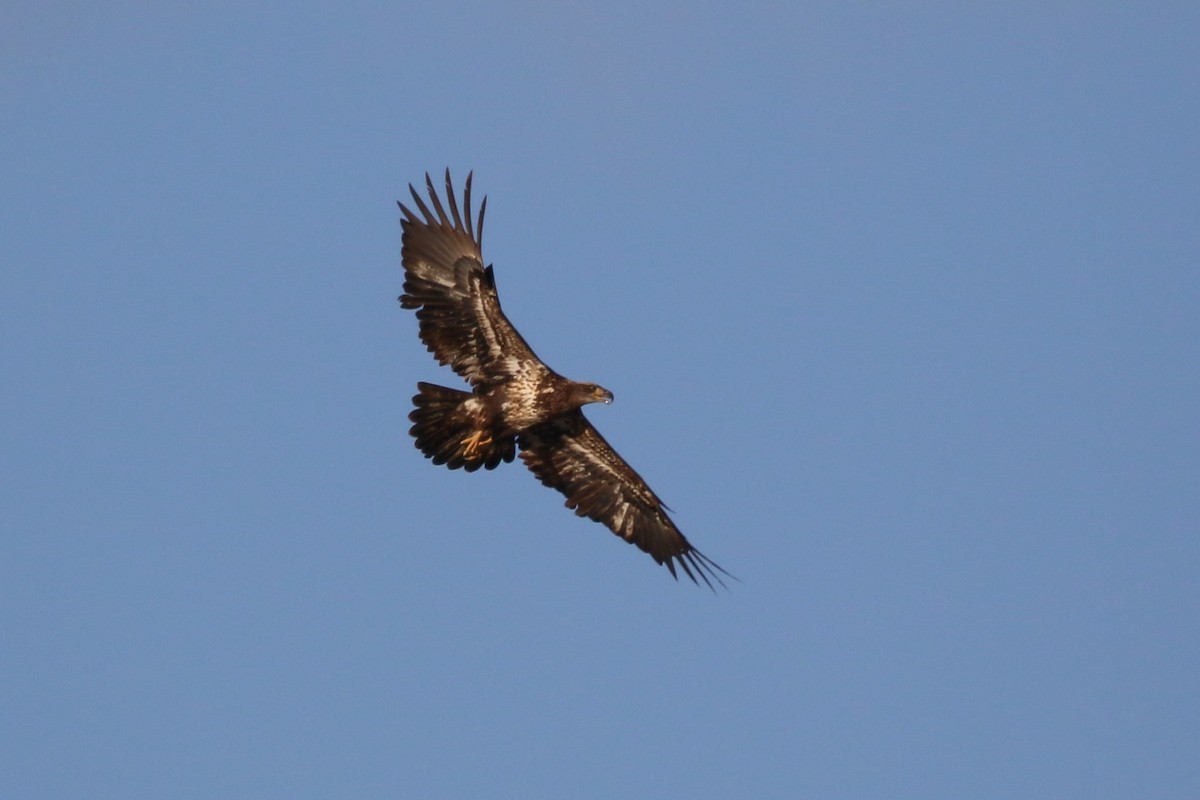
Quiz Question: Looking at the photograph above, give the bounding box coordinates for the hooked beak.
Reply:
[594,386,614,404]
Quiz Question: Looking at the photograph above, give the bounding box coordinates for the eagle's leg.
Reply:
[461,430,494,459]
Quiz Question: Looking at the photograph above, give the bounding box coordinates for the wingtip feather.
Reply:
[676,548,735,593]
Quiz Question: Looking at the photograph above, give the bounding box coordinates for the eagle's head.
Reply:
[574,382,614,406]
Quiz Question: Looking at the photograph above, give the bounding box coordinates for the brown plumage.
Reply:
[398,170,730,589]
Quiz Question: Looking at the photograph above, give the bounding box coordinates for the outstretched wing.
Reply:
[399,170,538,385]
[518,411,730,590]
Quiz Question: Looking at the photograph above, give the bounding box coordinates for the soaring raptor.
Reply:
[398,170,728,588]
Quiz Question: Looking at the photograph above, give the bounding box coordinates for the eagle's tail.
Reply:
[408,382,516,473]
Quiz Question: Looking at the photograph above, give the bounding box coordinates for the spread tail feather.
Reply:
[408,382,515,472]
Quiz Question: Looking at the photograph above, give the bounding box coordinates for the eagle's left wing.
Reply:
[519,411,730,589]
[399,170,539,386]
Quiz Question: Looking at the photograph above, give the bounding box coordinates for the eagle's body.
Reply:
[398,170,728,588]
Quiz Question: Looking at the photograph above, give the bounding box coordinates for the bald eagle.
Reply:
[399,170,729,589]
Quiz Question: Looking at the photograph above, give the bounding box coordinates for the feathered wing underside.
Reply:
[518,411,730,590]
[399,170,538,385]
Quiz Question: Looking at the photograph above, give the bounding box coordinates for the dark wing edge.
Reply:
[518,411,734,591]
[398,169,537,384]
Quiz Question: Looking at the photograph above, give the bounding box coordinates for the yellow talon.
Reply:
[461,430,493,458]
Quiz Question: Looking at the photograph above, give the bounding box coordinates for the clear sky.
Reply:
[3,3,1197,798]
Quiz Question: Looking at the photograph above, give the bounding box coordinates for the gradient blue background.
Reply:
[3,3,1197,797]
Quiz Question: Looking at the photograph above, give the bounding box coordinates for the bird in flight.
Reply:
[398,170,729,589]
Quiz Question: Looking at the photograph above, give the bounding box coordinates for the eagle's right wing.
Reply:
[399,170,538,385]
[519,410,731,590]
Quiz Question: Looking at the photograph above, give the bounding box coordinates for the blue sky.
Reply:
[3,3,1197,797]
